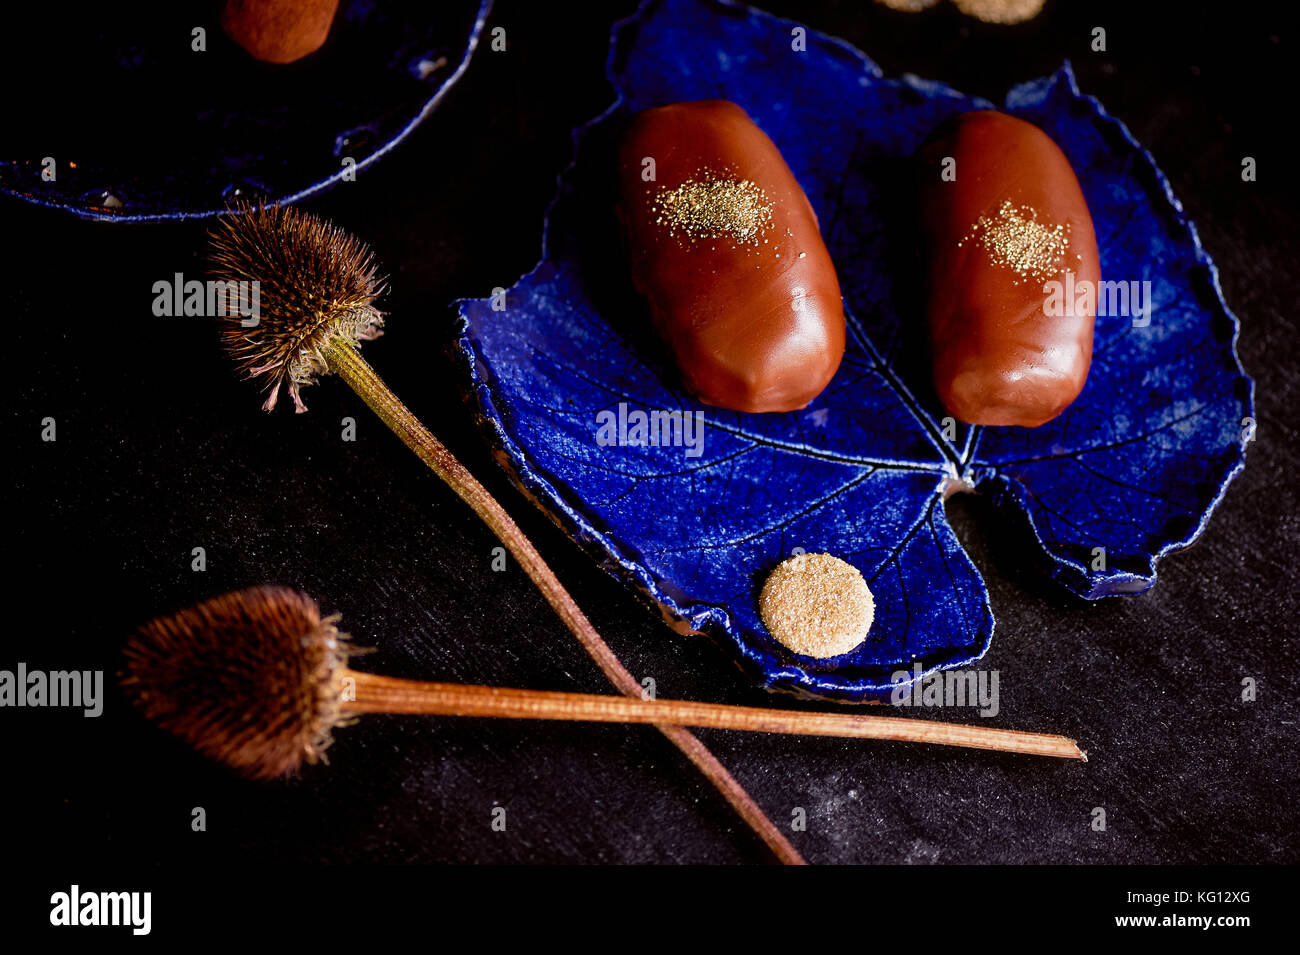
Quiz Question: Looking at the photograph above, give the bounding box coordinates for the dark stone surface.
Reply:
[5,0,1296,864]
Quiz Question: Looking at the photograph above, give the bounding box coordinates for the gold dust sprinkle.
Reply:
[759,553,874,659]
[950,0,1046,25]
[956,199,1070,284]
[651,170,774,246]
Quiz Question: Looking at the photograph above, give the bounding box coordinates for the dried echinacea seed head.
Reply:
[759,553,875,659]
[121,585,357,780]
[208,201,386,413]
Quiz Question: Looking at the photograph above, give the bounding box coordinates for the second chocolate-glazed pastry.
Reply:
[918,110,1099,428]
[617,100,845,413]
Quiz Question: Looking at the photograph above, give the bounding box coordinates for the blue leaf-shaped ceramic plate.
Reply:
[1,0,492,222]
[455,0,1253,702]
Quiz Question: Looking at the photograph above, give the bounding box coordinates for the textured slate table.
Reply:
[7,0,1296,864]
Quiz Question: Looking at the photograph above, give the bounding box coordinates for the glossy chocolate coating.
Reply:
[617,100,845,413]
[918,110,1099,427]
[221,0,339,65]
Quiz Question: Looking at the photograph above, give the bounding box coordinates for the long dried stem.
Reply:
[344,670,1087,760]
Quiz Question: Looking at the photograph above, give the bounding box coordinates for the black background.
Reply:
[4,0,1297,868]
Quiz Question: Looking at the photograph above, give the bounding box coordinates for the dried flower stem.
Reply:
[344,670,1086,761]
[320,337,807,864]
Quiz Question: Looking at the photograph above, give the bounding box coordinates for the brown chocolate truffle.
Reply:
[617,100,845,413]
[221,0,340,65]
[918,110,1099,427]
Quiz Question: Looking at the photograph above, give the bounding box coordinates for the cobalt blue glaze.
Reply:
[454,0,1254,702]
[2,1,493,222]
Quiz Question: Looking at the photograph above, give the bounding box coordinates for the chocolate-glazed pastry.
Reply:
[617,100,845,413]
[221,0,340,64]
[918,110,1099,428]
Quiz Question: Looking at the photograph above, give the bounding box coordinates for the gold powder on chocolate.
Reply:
[957,199,1070,284]
[652,171,774,246]
[759,553,875,659]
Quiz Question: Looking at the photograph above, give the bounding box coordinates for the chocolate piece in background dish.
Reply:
[222,0,341,64]
[918,110,1100,428]
[616,100,845,414]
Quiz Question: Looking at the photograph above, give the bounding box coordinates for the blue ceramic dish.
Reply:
[2,0,492,222]
[455,0,1253,702]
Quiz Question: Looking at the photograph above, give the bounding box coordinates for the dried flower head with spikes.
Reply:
[122,585,358,779]
[208,203,386,412]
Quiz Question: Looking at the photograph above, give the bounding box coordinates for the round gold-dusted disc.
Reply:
[759,553,875,659]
